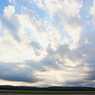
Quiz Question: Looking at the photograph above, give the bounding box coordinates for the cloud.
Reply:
[41,56,59,70]
[9,0,16,5]
[0,0,95,87]
[0,61,41,82]
[30,40,42,50]
[1,5,21,42]
[1,16,21,42]
[57,44,70,55]
[24,60,45,71]
[90,0,95,26]
[4,5,15,18]
[33,0,83,50]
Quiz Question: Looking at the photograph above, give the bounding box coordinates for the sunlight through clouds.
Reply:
[0,0,95,87]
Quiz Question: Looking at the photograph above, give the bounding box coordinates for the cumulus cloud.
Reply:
[4,5,15,18]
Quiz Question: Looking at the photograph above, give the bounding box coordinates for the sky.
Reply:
[0,0,95,87]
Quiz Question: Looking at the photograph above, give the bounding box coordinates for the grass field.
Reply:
[0,90,95,94]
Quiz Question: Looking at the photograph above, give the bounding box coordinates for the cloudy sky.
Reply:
[0,0,95,87]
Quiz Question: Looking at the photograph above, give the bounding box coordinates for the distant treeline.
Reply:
[0,85,95,91]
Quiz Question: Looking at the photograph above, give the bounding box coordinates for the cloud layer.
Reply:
[0,0,95,87]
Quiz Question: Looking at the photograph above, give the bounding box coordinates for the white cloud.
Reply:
[0,8,48,62]
[33,0,83,49]
[4,5,15,19]
[9,0,17,5]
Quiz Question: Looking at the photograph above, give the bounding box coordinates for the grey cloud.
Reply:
[61,33,95,65]
[77,33,95,64]
[46,45,56,56]
[84,64,95,81]
[57,44,70,55]
[46,44,71,65]
[45,32,95,86]
[0,61,41,83]
[0,73,38,83]
[25,60,46,71]
[34,50,41,56]
[67,16,82,27]
[74,33,95,84]
[25,57,59,71]
[84,82,95,87]
[1,15,21,42]
[30,40,43,56]
[46,44,70,59]
[30,40,42,50]
[86,74,95,81]
[64,80,86,87]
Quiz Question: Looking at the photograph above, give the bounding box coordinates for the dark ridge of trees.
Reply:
[0,85,95,91]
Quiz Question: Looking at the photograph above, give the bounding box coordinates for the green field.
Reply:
[0,90,95,94]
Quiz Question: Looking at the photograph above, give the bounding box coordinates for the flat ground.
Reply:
[0,94,95,95]
[0,91,95,94]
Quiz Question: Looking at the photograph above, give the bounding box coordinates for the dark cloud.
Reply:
[86,74,95,81]
[0,61,41,83]
[84,82,95,87]
[64,80,86,86]
[84,64,95,81]
[0,73,38,83]
[1,15,21,42]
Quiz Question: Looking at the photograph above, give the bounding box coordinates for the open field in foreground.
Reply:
[0,94,95,95]
[0,91,95,94]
